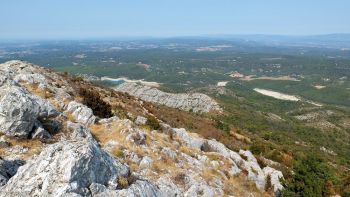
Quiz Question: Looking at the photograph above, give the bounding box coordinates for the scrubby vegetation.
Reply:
[78,88,113,118]
[281,153,337,197]
[3,38,349,195]
[146,115,160,130]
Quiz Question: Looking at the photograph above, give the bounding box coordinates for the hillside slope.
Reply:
[0,60,283,197]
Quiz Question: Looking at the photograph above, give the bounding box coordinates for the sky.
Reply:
[0,0,349,39]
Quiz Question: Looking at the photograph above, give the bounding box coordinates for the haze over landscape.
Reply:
[1,0,350,39]
[0,1,349,197]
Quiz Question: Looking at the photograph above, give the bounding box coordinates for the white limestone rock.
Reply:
[0,123,129,197]
[115,82,221,113]
[0,85,59,138]
[14,73,48,88]
[183,174,216,197]
[156,176,182,197]
[123,150,141,164]
[263,167,284,194]
[95,180,162,197]
[98,116,119,124]
[126,128,147,145]
[239,150,266,190]
[202,139,231,157]
[172,128,204,149]
[161,147,177,159]
[135,115,148,125]
[66,101,96,126]
[139,156,153,169]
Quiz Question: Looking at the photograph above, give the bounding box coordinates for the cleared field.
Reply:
[253,88,300,101]
[101,76,161,87]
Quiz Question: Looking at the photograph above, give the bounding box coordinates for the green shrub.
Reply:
[79,88,113,118]
[72,76,83,82]
[146,115,160,130]
[281,153,337,197]
[342,192,350,197]
[214,119,230,132]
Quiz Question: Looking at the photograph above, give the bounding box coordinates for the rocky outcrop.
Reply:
[66,101,96,126]
[170,126,284,193]
[0,122,130,197]
[263,167,284,194]
[0,60,74,138]
[0,85,59,138]
[172,128,205,149]
[0,60,285,196]
[114,82,221,113]
[135,115,147,125]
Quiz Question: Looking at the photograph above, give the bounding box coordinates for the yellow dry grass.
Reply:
[90,121,150,160]
[21,83,54,99]
[223,175,271,197]
[90,123,124,144]
[206,152,222,161]
[65,112,76,122]
[178,145,199,158]
[89,119,271,196]
[1,136,43,159]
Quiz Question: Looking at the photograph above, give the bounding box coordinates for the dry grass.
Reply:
[89,121,183,179]
[2,136,43,159]
[206,152,222,161]
[111,147,125,158]
[21,83,54,99]
[0,148,6,157]
[65,112,76,122]
[152,156,175,173]
[90,123,124,144]
[178,146,199,158]
[117,176,129,189]
[201,168,221,183]
[90,121,151,162]
[223,174,271,197]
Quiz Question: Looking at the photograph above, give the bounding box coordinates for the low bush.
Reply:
[146,115,160,130]
[281,153,337,197]
[117,176,129,189]
[79,88,113,118]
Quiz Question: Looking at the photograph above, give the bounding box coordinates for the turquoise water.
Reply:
[101,79,126,85]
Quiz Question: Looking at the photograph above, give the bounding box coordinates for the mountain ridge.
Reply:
[0,60,283,196]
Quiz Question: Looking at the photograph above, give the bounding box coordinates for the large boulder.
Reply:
[135,116,147,125]
[14,73,48,89]
[263,167,284,195]
[239,151,266,190]
[66,101,96,126]
[0,85,59,138]
[172,128,204,149]
[0,123,130,197]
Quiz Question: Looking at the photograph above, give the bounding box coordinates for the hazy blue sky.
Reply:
[0,0,349,39]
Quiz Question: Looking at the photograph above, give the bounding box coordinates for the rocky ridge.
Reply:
[114,82,222,113]
[0,60,283,197]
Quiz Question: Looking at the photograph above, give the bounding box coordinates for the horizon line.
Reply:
[1,33,350,42]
